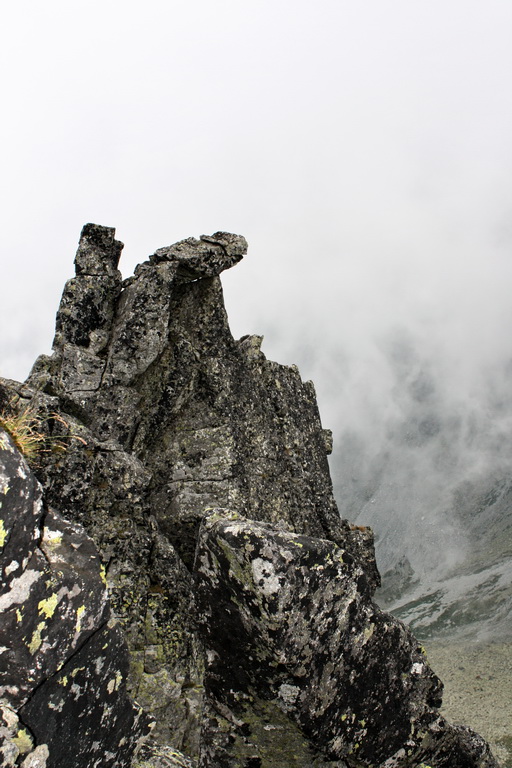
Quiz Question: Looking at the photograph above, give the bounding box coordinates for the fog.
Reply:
[1,1,512,623]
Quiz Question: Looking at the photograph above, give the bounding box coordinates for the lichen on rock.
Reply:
[194,510,497,768]
[0,428,151,767]
[0,223,501,767]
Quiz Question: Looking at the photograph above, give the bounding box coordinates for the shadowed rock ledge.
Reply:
[0,223,499,767]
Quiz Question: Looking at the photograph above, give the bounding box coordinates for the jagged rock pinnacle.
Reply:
[0,224,499,768]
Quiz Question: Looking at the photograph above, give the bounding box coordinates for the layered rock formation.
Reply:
[0,224,499,766]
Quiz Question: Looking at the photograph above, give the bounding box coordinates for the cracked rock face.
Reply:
[194,511,498,768]
[0,223,499,766]
[0,429,150,767]
[22,223,370,754]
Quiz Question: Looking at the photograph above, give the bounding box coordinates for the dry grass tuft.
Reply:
[0,400,86,463]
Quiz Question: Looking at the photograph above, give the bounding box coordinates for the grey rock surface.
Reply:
[0,428,150,767]
[151,232,248,280]
[0,223,500,766]
[23,223,372,755]
[195,510,497,768]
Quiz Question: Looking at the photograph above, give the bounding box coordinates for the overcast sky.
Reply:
[2,1,512,492]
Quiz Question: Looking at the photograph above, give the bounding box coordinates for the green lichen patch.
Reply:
[38,592,60,619]
[0,518,7,548]
[11,727,34,754]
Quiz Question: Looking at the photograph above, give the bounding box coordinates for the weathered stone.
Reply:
[19,620,149,768]
[0,429,151,767]
[53,223,123,356]
[0,702,49,768]
[20,745,50,768]
[0,429,44,597]
[0,703,24,767]
[22,224,369,756]
[0,223,496,766]
[151,232,247,280]
[74,221,124,277]
[194,510,498,768]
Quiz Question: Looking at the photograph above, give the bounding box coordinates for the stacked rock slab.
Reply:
[0,223,497,766]
[0,429,150,767]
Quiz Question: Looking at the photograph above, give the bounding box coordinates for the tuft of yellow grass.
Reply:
[0,401,86,463]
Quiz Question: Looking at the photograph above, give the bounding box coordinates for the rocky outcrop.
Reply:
[22,224,375,752]
[0,223,500,766]
[195,511,496,767]
[0,429,150,767]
